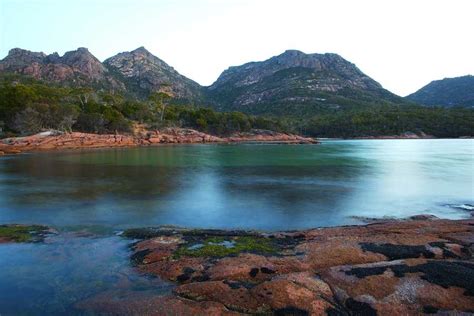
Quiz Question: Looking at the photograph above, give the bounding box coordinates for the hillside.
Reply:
[0,47,473,138]
[1,48,411,116]
[406,75,474,107]
[0,47,124,91]
[207,50,408,116]
[104,47,204,102]
[0,47,203,104]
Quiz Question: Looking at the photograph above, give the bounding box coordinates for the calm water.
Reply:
[0,139,473,314]
[1,139,473,230]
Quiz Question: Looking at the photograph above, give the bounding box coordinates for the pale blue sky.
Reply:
[1,0,473,95]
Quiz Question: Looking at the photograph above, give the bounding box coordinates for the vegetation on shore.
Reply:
[0,224,51,242]
[0,75,472,139]
[173,236,277,258]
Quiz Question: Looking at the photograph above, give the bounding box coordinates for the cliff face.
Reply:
[206,50,405,115]
[406,75,474,107]
[0,47,118,86]
[104,47,204,102]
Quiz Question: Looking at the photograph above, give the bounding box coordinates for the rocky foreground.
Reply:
[74,218,474,315]
[0,128,317,155]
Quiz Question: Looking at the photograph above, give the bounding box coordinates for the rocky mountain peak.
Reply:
[104,48,203,100]
[3,48,47,65]
[207,50,395,115]
[210,50,380,90]
[280,49,306,58]
[0,47,109,84]
[60,47,106,79]
[131,46,151,55]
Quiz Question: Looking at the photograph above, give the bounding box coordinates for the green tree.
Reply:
[149,91,172,122]
[13,107,43,135]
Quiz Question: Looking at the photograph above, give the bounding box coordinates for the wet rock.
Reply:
[0,224,56,243]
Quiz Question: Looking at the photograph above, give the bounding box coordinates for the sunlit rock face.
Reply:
[0,47,114,84]
[206,49,405,115]
[104,47,204,101]
[0,47,203,102]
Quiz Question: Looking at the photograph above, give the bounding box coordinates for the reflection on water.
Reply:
[0,140,473,230]
[0,139,473,313]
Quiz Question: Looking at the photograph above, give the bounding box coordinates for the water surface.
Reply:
[1,139,472,230]
[0,139,473,314]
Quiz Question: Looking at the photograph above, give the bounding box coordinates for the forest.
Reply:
[0,78,472,138]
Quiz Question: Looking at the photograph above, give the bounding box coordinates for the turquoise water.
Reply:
[0,139,473,314]
[0,139,472,230]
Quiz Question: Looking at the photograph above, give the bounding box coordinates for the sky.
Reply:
[0,0,473,96]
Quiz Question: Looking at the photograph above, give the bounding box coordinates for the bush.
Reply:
[13,107,43,135]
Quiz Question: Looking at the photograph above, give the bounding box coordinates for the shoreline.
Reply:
[0,128,318,155]
[2,215,473,315]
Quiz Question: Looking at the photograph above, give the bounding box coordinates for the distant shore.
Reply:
[0,128,318,155]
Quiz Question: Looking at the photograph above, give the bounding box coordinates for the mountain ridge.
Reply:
[406,75,474,107]
[206,49,406,115]
[103,47,203,101]
[0,46,454,116]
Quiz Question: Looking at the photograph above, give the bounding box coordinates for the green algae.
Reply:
[174,236,277,258]
[0,225,50,242]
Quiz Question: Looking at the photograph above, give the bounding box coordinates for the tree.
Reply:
[149,90,172,122]
[55,104,79,133]
[13,107,43,135]
[70,87,94,110]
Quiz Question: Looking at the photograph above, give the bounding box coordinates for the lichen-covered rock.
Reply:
[78,218,473,315]
[323,259,474,314]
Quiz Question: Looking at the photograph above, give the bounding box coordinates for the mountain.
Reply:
[104,47,203,102]
[206,50,406,116]
[406,75,474,107]
[0,47,123,90]
[0,47,203,103]
[1,47,410,115]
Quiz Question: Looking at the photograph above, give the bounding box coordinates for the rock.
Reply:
[322,259,474,314]
[173,277,335,314]
[408,214,439,221]
[250,279,334,314]
[0,128,316,154]
[0,224,56,243]
[226,129,317,144]
[75,291,239,316]
[115,219,473,315]
[175,281,265,313]
[206,253,275,281]
[0,47,118,87]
